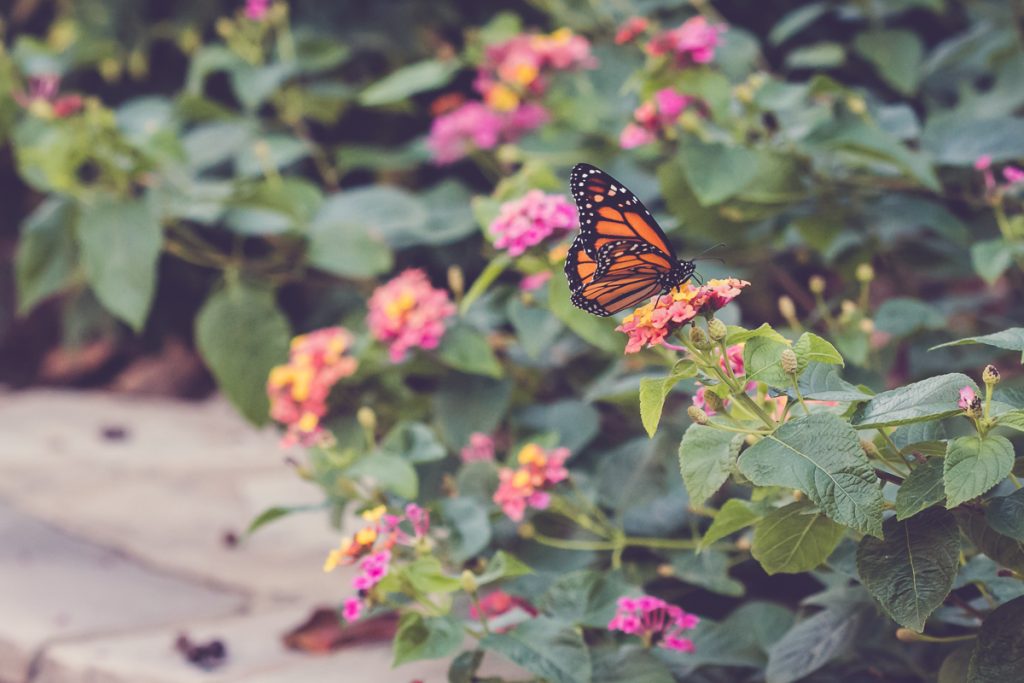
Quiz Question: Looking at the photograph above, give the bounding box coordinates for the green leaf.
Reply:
[540,570,636,628]
[770,3,830,45]
[793,332,843,372]
[700,499,766,550]
[434,374,512,449]
[314,186,427,248]
[448,650,483,683]
[678,424,741,504]
[403,555,463,594]
[856,508,959,631]
[743,335,793,389]
[725,323,789,346]
[739,413,884,536]
[786,42,846,69]
[481,617,590,683]
[854,29,923,95]
[358,59,458,106]
[931,328,1024,363]
[306,207,393,279]
[547,274,622,353]
[591,647,674,683]
[77,196,162,332]
[15,197,78,313]
[441,497,491,563]
[986,489,1024,542]
[437,324,503,378]
[765,601,867,683]
[475,550,532,586]
[392,613,463,666]
[195,282,290,425]
[939,646,975,683]
[921,117,1024,166]
[944,435,1015,508]
[639,362,697,438]
[971,239,1014,286]
[968,596,1024,682]
[347,452,418,499]
[895,458,946,520]
[379,422,446,463]
[958,508,1024,574]
[795,363,872,403]
[874,298,946,337]
[245,503,320,535]
[677,142,761,206]
[672,549,745,596]
[851,373,978,428]
[751,501,846,575]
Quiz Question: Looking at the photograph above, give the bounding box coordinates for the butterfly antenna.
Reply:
[697,242,727,257]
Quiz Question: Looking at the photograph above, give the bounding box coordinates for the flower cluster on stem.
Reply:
[608,596,699,653]
[494,443,569,521]
[367,269,457,362]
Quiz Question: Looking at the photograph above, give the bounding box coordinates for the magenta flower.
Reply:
[646,16,726,65]
[608,595,699,653]
[619,123,657,149]
[352,550,391,591]
[342,597,364,623]
[958,386,977,410]
[1003,166,1024,185]
[367,269,456,362]
[489,190,577,257]
[244,0,270,20]
[427,101,548,164]
[461,432,497,462]
[620,88,694,149]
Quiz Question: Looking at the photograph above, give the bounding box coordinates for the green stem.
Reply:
[1010,473,1022,489]
[460,254,512,315]
[790,375,810,416]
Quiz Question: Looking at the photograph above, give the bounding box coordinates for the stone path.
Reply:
[0,390,515,683]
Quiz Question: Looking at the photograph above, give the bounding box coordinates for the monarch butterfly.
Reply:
[565,163,695,316]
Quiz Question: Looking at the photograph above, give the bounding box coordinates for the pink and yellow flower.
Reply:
[619,87,694,149]
[489,190,578,257]
[13,74,83,119]
[367,269,456,362]
[267,327,358,447]
[461,432,497,463]
[646,16,726,65]
[616,278,750,354]
[608,595,699,653]
[427,101,548,164]
[493,443,570,521]
[615,17,650,45]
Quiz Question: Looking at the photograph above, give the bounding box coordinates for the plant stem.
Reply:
[790,375,810,416]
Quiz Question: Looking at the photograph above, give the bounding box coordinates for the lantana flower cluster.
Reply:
[14,74,83,119]
[493,443,569,521]
[267,327,359,446]
[620,87,695,149]
[617,278,750,354]
[975,155,1024,195]
[461,432,497,463]
[489,190,578,256]
[692,343,750,416]
[367,269,456,362]
[427,101,549,165]
[645,16,725,65]
[323,503,431,623]
[608,596,700,653]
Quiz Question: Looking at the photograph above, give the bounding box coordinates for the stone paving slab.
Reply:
[0,503,245,683]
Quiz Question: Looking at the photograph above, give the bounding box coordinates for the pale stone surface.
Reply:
[0,503,244,683]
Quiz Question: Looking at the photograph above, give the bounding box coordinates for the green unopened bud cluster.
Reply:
[689,325,712,349]
[780,348,798,375]
[983,364,1000,386]
[707,318,727,342]
[687,405,709,425]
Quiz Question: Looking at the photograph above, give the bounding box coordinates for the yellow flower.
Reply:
[549,27,573,43]
[323,548,342,573]
[268,365,292,389]
[517,443,547,467]
[290,333,308,350]
[297,411,319,433]
[486,83,520,112]
[361,505,387,523]
[355,526,378,546]
[512,469,532,489]
[384,291,417,321]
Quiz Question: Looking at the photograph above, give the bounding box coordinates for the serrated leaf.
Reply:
[874,298,946,336]
[751,501,845,575]
[725,322,788,346]
[793,332,843,372]
[743,336,793,389]
[677,142,761,206]
[739,413,884,536]
[967,596,1024,682]
[700,499,766,550]
[895,458,946,520]
[971,239,1014,286]
[639,362,697,438]
[392,613,463,666]
[986,488,1024,542]
[856,508,959,631]
[944,435,1014,508]
[765,601,866,683]
[672,549,745,595]
[441,497,491,563]
[540,570,636,628]
[481,617,590,683]
[795,363,872,402]
[448,650,484,683]
[996,409,1024,434]
[77,196,162,332]
[15,197,78,314]
[592,647,674,683]
[770,2,830,45]
[437,324,503,378]
[852,373,978,428]
[854,29,923,95]
[195,282,290,424]
[678,424,741,504]
[347,452,418,499]
[931,328,1024,363]
[246,503,321,535]
[476,550,532,585]
[957,508,1024,574]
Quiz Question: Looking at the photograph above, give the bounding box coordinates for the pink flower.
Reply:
[974,155,992,171]
[469,590,539,620]
[367,269,456,362]
[647,16,726,65]
[342,597,364,623]
[13,74,83,119]
[352,550,391,591]
[474,29,595,101]
[461,432,497,462]
[1003,166,1024,185]
[489,190,577,257]
[519,271,553,292]
[267,327,359,447]
[493,444,570,521]
[608,595,699,653]
[619,88,694,149]
[958,386,977,410]
[615,17,649,45]
[617,278,750,354]
[427,101,549,164]
[404,503,430,539]
[244,0,270,20]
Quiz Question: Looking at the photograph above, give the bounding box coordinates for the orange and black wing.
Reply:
[569,163,678,261]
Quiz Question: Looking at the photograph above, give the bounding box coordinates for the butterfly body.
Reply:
[565,163,694,316]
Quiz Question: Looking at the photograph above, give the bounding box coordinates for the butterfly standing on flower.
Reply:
[564,163,695,316]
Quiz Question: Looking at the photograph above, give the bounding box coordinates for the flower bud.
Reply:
[517,522,535,539]
[689,325,711,349]
[895,628,923,642]
[734,84,754,103]
[735,536,752,551]
[687,405,709,425]
[808,275,826,295]
[966,396,983,418]
[781,348,798,375]
[855,263,875,283]
[792,490,804,502]
[679,108,702,133]
[656,563,675,577]
[860,440,879,458]
[846,96,867,115]
[859,318,875,334]
[447,265,464,300]
[984,364,1001,386]
[840,299,857,317]
[707,318,727,341]
[778,295,796,321]
[356,406,377,434]
[460,569,478,594]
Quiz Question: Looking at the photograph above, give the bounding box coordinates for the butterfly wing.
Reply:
[569,163,678,261]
